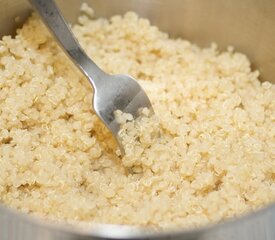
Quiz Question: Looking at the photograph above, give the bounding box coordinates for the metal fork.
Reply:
[29,0,154,154]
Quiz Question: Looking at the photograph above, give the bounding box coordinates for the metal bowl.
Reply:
[0,0,274,239]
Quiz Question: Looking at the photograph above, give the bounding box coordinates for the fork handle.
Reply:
[29,0,106,89]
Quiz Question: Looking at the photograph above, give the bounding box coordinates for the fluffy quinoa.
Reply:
[0,5,274,229]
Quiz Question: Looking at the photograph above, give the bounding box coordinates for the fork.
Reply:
[29,0,154,154]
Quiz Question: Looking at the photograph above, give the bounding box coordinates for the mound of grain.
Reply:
[0,6,274,229]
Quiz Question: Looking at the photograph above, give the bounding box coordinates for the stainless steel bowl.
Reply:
[0,0,274,239]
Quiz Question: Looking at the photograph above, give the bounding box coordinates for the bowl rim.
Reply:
[1,201,275,239]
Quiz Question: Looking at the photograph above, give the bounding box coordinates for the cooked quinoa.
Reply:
[0,5,274,229]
